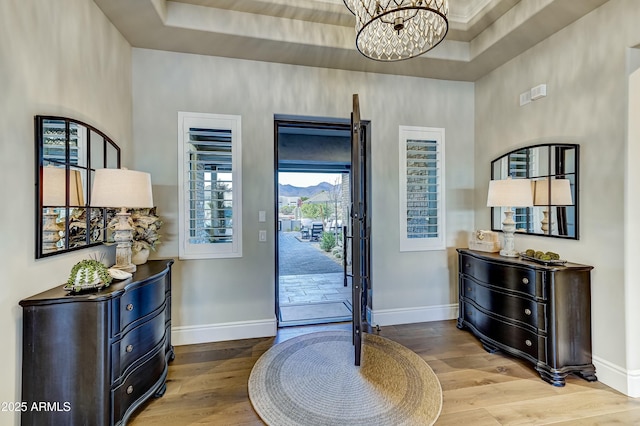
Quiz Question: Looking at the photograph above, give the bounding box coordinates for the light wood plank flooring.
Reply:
[129,320,640,425]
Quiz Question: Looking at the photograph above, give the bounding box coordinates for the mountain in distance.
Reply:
[279,181,337,198]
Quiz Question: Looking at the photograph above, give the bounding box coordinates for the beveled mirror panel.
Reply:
[35,116,121,258]
[490,143,579,239]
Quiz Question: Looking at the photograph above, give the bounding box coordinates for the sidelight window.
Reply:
[178,112,242,259]
[399,126,445,251]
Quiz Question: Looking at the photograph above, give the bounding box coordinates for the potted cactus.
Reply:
[66,258,113,292]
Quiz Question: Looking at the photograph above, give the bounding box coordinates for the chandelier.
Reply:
[343,0,449,62]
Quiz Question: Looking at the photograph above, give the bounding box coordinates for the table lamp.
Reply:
[487,177,533,257]
[42,166,84,251]
[91,168,153,272]
[534,178,573,232]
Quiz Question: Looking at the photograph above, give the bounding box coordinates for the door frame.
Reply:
[274,115,351,326]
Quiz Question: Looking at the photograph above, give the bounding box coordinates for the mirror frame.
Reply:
[35,116,121,258]
[490,143,579,240]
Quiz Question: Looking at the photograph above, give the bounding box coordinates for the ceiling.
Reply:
[94,0,609,81]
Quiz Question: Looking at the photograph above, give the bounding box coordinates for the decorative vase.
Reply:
[132,248,150,265]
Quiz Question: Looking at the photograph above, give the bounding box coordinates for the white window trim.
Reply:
[178,112,242,259]
[399,125,446,252]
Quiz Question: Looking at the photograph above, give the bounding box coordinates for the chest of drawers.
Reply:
[19,259,174,425]
[456,249,596,386]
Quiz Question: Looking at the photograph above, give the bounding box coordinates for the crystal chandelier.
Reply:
[343,0,449,61]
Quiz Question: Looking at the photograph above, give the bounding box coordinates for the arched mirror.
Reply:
[490,143,579,239]
[35,116,121,258]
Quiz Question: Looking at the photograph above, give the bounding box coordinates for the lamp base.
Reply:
[42,209,61,251]
[112,208,136,273]
[499,249,519,258]
[112,263,137,273]
[500,209,519,258]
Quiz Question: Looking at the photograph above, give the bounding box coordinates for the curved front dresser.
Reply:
[20,259,174,426]
[456,249,596,387]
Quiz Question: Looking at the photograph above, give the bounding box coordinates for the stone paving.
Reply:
[278,231,351,307]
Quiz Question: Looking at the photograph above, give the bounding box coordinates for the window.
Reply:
[399,126,445,251]
[178,112,242,259]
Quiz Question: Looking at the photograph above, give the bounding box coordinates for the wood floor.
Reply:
[129,320,640,425]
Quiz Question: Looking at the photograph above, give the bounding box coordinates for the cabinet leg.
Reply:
[479,339,500,354]
[576,367,598,382]
[154,382,167,398]
[537,368,566,387]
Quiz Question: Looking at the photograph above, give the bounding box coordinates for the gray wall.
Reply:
[0,0,132,423]
[475,0,640,395]
[132,48,475,336]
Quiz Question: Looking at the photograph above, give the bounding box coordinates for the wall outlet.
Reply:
[519,90,531,106]
[259,230,267,242]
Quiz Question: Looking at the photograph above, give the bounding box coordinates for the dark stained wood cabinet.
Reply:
[456,249,596,386]
[20,259,174,425]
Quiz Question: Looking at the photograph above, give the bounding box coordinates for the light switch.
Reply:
[259,210,266,222]
[259,230,267,242]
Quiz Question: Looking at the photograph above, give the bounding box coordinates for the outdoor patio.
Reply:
[278,231,352,326]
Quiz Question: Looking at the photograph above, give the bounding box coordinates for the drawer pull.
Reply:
[127,385,134,395]
[126,344,134,353]
[525,339,532,347]
[522,277,529,284]
[126,303,134,311]
[524,308,532,316]
[467,287,472,292]
[465,263,470,268]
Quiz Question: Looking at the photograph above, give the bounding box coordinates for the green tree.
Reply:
[280,205,294,215]
[301,203,322,219]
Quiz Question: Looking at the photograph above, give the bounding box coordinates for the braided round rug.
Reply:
[248,330,442,426]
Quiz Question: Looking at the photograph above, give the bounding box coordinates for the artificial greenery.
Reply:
[129,207,163,252]
[524,248,560,261]
[67,258,112,290]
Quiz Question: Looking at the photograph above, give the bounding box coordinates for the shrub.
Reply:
[320,232,336,252]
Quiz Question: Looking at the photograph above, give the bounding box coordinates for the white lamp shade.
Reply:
[90,168,153,208]
[43,166,84,206]
[487,178,533,207]
[534,179,573,206]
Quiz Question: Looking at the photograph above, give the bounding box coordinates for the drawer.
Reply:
[112,308,167,382]
[119,276,166,332]
[464,302,546,362]
[462,278,546,332]
[460,254,545,299]
[112,343,167,424]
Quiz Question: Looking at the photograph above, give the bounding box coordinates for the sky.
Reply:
[278,172,342,187]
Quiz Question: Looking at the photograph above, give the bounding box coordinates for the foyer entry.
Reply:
[275,116,352,327]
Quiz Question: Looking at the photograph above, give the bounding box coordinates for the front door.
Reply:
[349,94,371,366]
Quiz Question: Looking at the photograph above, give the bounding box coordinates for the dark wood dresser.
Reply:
[20,259,174,425]
[456,249,596,386]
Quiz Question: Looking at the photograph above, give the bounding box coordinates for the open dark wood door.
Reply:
[349,94,371,366]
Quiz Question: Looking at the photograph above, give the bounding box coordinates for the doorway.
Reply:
[275,116,352,327]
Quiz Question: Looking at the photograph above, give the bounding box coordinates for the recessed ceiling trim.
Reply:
[164,1,354,48]
[94,0,610,81]
[449,0,495,23]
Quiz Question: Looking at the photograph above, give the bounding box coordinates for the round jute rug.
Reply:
[248,330,442,426]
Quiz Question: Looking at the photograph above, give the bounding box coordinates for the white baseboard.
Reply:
[593,355,640,397]
[628,369,640,398]
[171,318,277,346]
[371,303,458,327]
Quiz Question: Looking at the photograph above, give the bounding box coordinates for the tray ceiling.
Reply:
[94,0,609,81]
